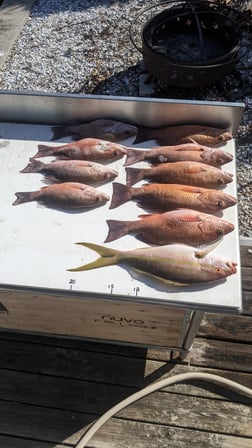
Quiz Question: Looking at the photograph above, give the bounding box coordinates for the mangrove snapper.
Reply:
[12,182,109,210]
[134,124,233,146]
[51,119,138,142]
[68,242,237,286]
[109,182,237,213]
[32,138,127,163]
[125,143,233,167]
[126,161,233,189]
[21,159,118,185]
[105,209,234,245]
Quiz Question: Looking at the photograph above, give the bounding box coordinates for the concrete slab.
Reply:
[0,0,35,68]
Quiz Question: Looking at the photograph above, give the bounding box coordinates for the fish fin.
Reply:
[20,158,44,173]
[51,126,66,141]
[124,148,145,166]
[195,240,222,258]
[185,137,198,145]
[109,182,131,209]
[131,267,188,287]
[43,174,60,184]
[125,167,144,186]
[177,185,202,193]
[99,133,116,142]
[138,213,155,219]
[31,144,54,159]
[67,242,119,272]
[12,192,33,206]
[179,214,203,222]
[176,142,202,152]
[184,165,207,174]
[105,220,130,243]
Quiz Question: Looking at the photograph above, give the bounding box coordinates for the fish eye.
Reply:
[215,267,222,273]
[95,196,100,202]
[216,200,223,208]
[216,228,224,236]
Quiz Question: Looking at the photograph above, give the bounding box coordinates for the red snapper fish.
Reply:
[21,159,118,185]
[126,161,233,189]
[12,182,109,210]
[32,138,128,163]
[51,119,138,142]
[134,124,233,146]
[68,242,237,286]
[125,143,233,167]
[110,182,237,213]
[105,209,234,245]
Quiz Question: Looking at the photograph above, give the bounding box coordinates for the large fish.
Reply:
[32,138,127,163]
[109,182,237,213]
[134,124,233,147]
[21,159,118,185]
[125,143,233,167]
[126,161,233,189]
[68,242,237,286]
[51,119,138,142]
[105,209,234,245]
[12,182,109,210]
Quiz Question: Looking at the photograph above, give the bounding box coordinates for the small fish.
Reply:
[134,124,232,146]
[51,119,138,142]
[68,242,237,286]
[109,182,236,213]
[125,143,233,167]
[126,161,233,189]
[32,138,128,163]
[105,209,234,245]
[21,159,118,185]
[12,182,109,210]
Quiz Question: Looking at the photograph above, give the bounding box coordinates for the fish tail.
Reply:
[109,182,131,209]
[105,219,130,242]
[20,158,44,173]
[134,126,153,144]
[124,148,145,166]
[51,126,67,141]
[125,167,144,186]
[67,241,119,272]
[32,144,55,159]
[12,192,33,206]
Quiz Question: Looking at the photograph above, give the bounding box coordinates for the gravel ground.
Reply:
[0,0,251,236]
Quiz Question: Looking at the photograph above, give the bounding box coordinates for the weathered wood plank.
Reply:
[0,337,251,395]
[0,402,251,448]
[0,329,152,360]
[198,314,252,342]
[189,338,252,372]
[0,436,70,448]
[0,368,250,437]
[242,266,252,290]
[0,400,92,445]
[242,290,252,315]
[240,238,252,267]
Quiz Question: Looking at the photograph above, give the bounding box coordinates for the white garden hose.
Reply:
[75,371,252,447]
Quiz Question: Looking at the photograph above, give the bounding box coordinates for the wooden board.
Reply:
[0,289,189,348]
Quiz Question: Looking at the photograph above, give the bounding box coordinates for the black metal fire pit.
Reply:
[130,1,242,88]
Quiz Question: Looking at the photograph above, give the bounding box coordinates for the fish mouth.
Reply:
[226,261,237,274]
[218,132,233,142]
